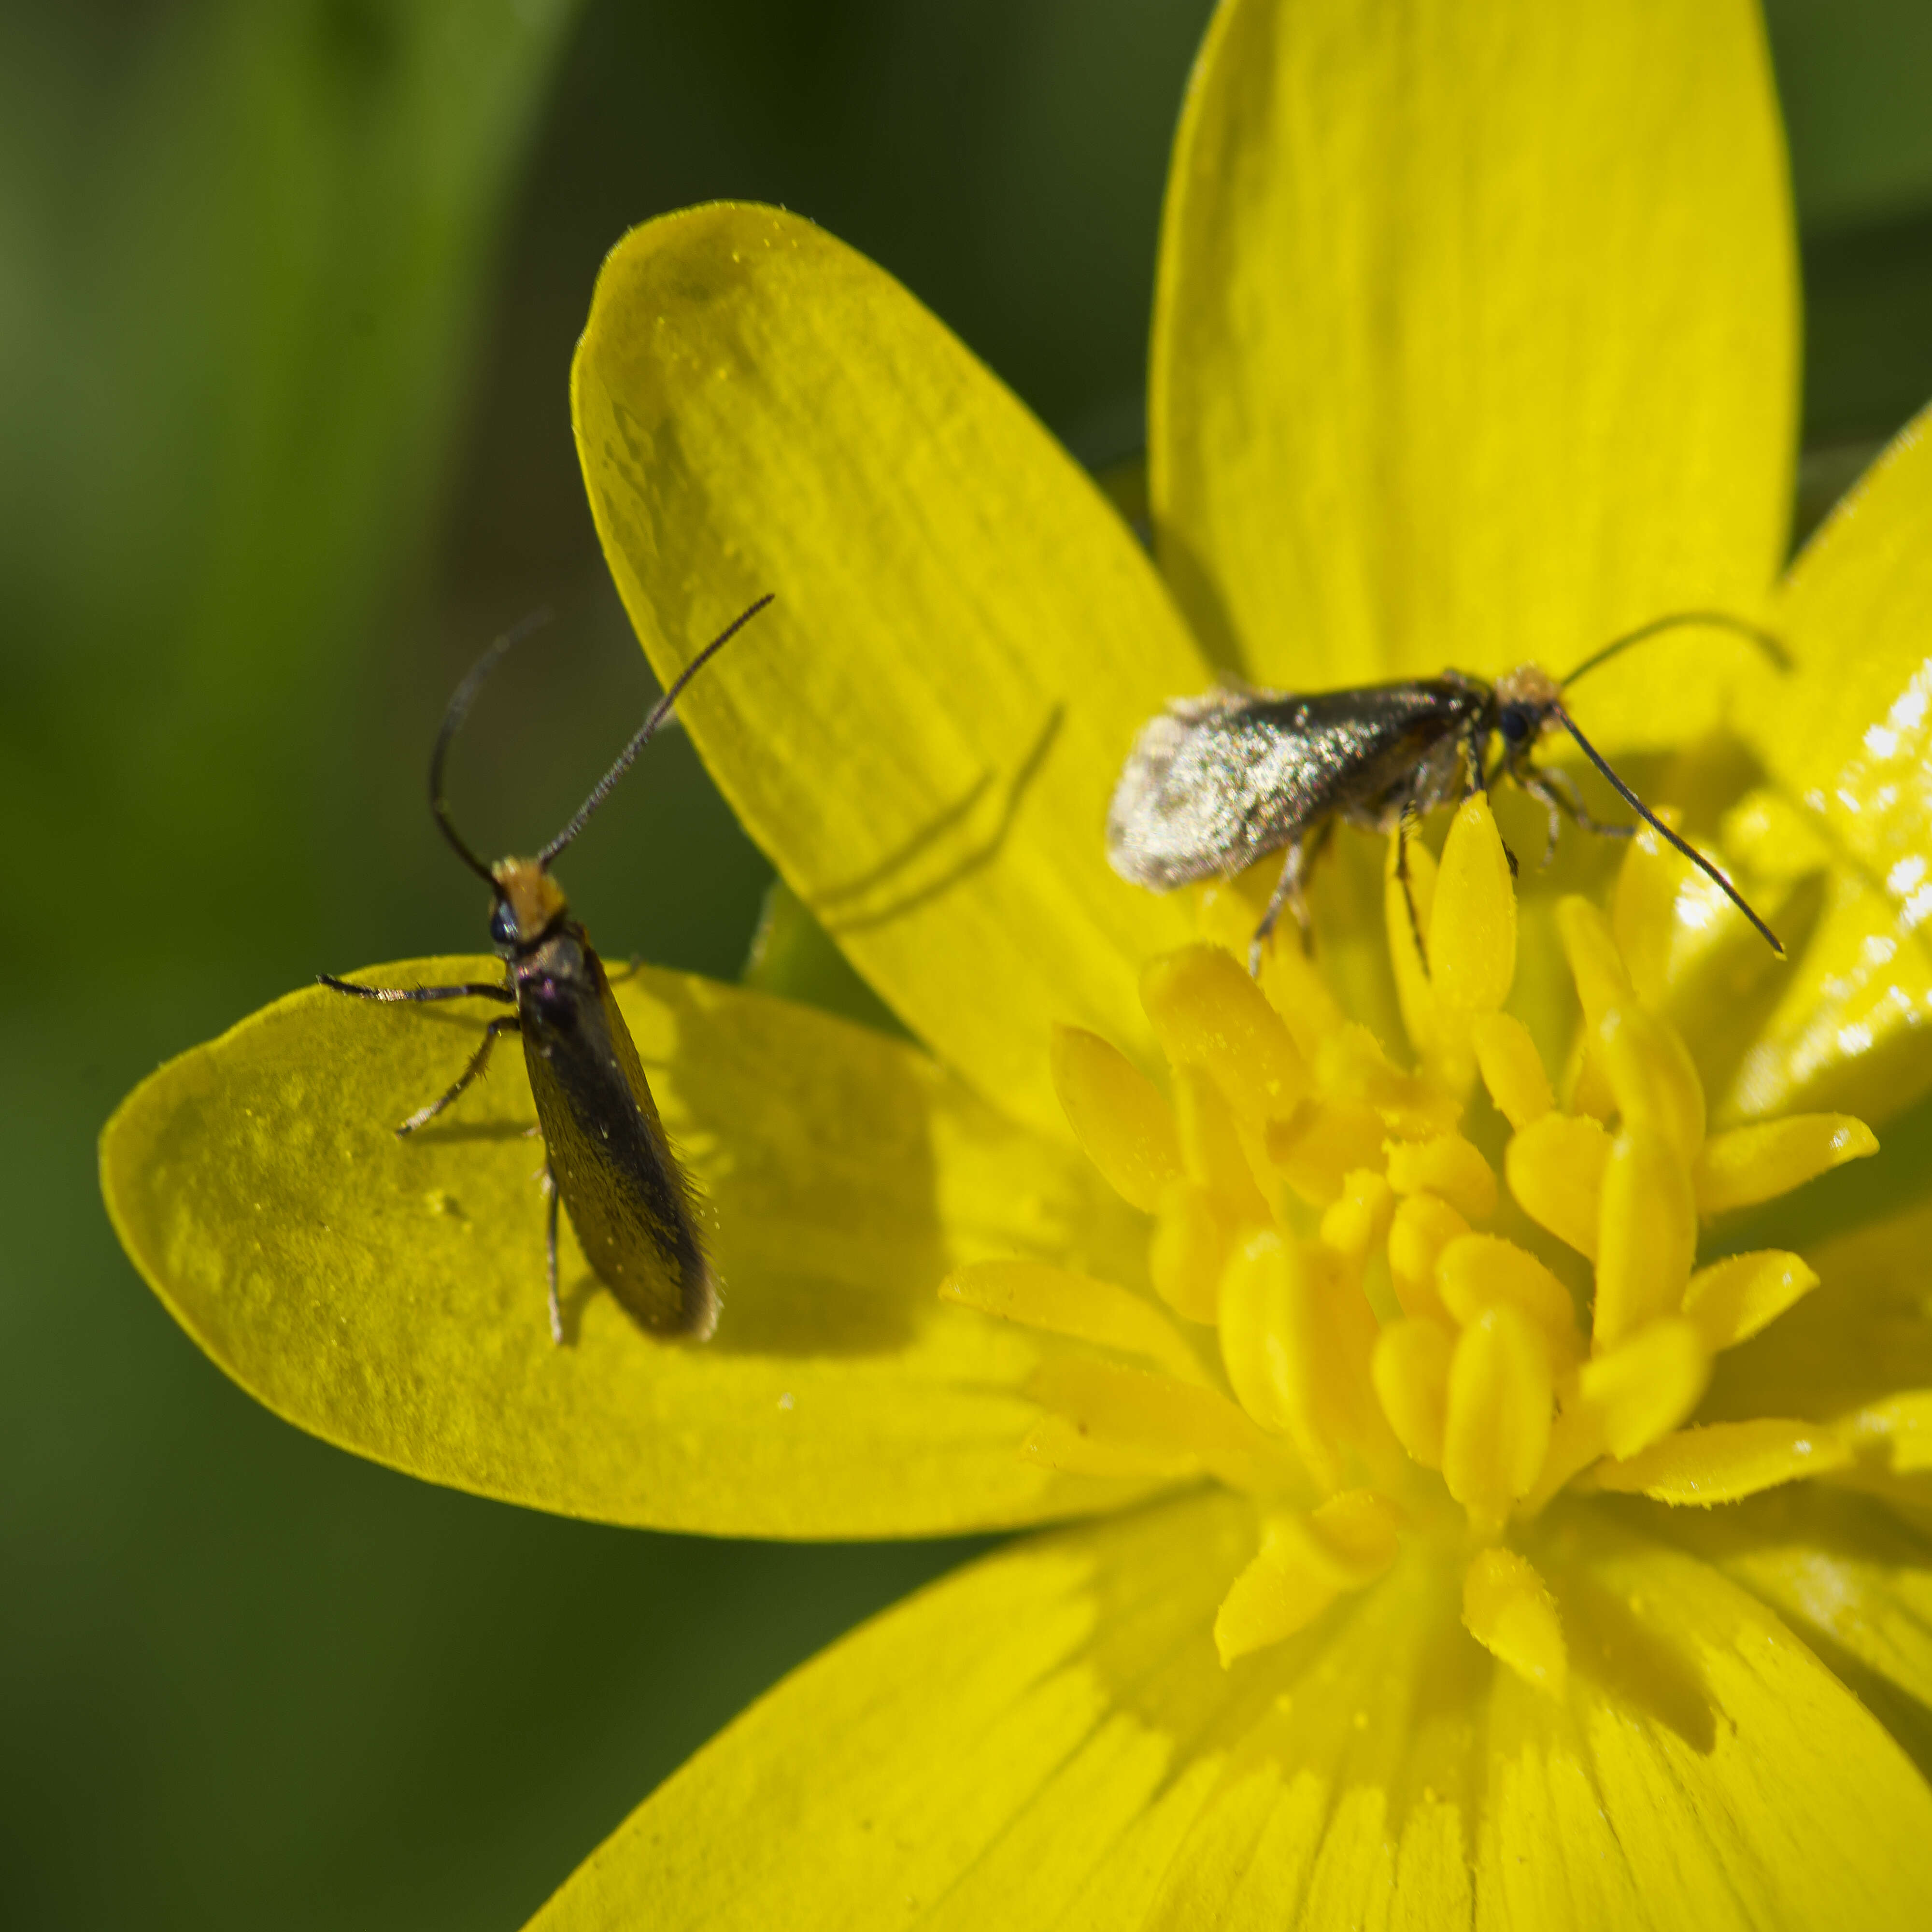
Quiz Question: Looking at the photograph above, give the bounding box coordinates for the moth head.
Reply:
[1492,663,1564,752]
[489,857,568,952]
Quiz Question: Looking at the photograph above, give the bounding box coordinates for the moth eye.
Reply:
[490,899,519,946]
[1499,706,1533,746]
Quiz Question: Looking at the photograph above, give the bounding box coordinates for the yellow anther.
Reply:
[1473,1011,1553,1128]
[1694,1114,1879,1215]
[1048,1025,1184,1213]
[1372,1317,1451,1468]
[1590,1417,1853,1504]
[1555,895,1636,1031]
[1172,1063,1271,1222]
[1213,1493,1401,1665]
[1435,1234,1581,1369]
[1442,1306,1553,1530]
[939,1259,1206,1384]
[1320,1170,1396,1273]
[1387,1192,1469,1323]
[1611,816,1687,1009]
[1027,1356,1292,1495]
[1681,1250,1819,1352]
[1314,1024,1462,1139]
[1576,1317,1709,1459]
[1504,1112,1611,1258]
[1430,794,1517,1016]
[1265,1099,1388,1208]
[1256,929,1348,1061]
[1306,1487,1405,1582]
[1594,1004,1706,1163]
[1141,945,1310,1124]
[1385,1132,1498,1223]
[1219,1233,1358,1491]
[1148,1179,1235,1323]
[1462,1548,1567,1698]
[1593,1127,1696,1350]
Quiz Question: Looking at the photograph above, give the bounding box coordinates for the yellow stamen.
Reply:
[1025,1356,1291,1494]
[1593,1127,1697,1350]
[1172,1063,1271,1221]
[1148,1179,1235,1324]
[1681,1250,1818,1351]
[1140,944,1309,1124]
[1505,1112,1611,1258]
[939,1259,1206,1384]
[1435,1234,1582,1372]
[1462,1548,1567,1697]
[1576,1317,1710,1459]
[1384,1131,1498,1223]
[1472,1011,1553,1127]
[1048,1025,1182,1213]
[1443,1306,1552,1532]
[1429,795,1518,1016]
[1214,1491,1402,1666]
[1371,1317,1451,1468]
[1590,1417,1853,1503]
[1593,1003,1705,1163]
[1694,1114,1878,1215]
[959,793,1879,1675]
[1387,1193,1468,1324]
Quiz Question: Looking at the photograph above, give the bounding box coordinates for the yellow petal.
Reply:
[1151,0,1793,719]
[1674,1485,1932,1748]
[1384,1132,1497,1224]
[530,1493,1272,1931]
[1435,1234,1581,1371]
[572,204,1205,1139]
[1468,1518,1932,1927]
[1371,1317,1451,1469]
[100,964,1150,1535]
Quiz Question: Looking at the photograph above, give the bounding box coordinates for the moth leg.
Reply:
[320,973,514,1005]
[1250,837,1312,976]
[1396,809,1430,972]
[1465,730,1518,875]
[397,1013,520,1136]
[543,1165,564,1347]
[1535,761,1637,840]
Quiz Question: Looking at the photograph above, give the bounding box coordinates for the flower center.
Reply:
[943,796,1882,1695]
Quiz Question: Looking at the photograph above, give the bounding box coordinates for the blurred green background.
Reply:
[3,1,1931,1924]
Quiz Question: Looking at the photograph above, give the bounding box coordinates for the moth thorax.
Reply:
[1492,663,1564,733]
[492,857,568,943]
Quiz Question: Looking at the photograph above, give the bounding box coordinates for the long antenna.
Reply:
[1562,610,1790,688]
[429,608,555,883]
[537,594,775,869]
[1552,703,1783,954]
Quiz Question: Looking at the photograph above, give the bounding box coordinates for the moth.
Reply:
[323,595,773,1343]
[1107,612,1785,973]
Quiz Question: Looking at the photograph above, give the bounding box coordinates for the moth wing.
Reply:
[1105,689,1361,887]
[520,955,718,1338]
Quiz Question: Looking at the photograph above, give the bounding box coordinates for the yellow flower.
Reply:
[100,0,1932,1921]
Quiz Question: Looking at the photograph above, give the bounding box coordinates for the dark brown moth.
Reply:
[322,594,773,1344]
[1107,612,1786,974]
